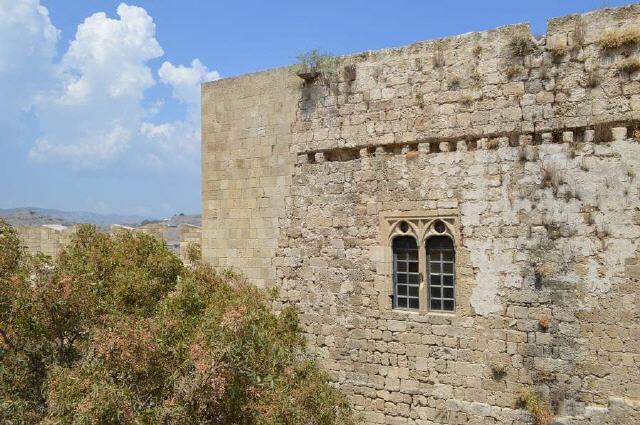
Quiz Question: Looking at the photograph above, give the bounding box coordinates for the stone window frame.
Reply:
[380,210,459,315]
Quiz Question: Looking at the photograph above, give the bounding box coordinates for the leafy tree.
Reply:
[0,220,355,424]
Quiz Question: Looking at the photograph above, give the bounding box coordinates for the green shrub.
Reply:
[0,220,355,424]
[185,241,202,264]
[0,220,22,280]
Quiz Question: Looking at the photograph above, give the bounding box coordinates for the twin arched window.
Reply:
[392,220,456,312]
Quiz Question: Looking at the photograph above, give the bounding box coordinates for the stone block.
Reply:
[584,129,595,142]
[562,131,574,143]
[612,127,627,141]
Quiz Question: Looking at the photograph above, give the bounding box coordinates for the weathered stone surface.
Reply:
[201,69,299,287]
[16,224,75,258]
[202,5,640,424]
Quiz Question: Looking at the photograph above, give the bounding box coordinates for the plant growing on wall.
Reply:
[295,49,339,82]
[617,57,640,76]
[516,388,554,425]
[508,34,534,57]
[547,43,568,64]
[599,27,640,50]
[433,42,445,68]
[505,64,524,80]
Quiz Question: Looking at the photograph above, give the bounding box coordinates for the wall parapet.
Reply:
[292,4,640,156]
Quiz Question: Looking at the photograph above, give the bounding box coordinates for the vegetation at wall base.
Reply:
[0,219,355,424]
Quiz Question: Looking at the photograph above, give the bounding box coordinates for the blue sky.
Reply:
[0,0,636,217]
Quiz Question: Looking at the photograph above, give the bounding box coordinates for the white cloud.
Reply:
[29,3,163,167]
[60,4,163,103]
[1,1,219,171]
[29,126,131,168]
[140,120,199,158]
[0,0,58,133]
[158,58,220,105]
[140,58,220,166]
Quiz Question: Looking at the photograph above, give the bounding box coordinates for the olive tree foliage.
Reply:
[0,220,355,424]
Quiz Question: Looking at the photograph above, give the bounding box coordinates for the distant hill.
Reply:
[0,207,157,228]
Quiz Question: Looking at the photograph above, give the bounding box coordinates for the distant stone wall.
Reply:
[17,222,201,265]
[201,5,640,424]
[17,225,76,259]
[179,224,202,264]
[137,222,167,240]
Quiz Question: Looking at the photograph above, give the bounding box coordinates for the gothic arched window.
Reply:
[386,215,457,314]
[426,235,455,312]
[393,236,420,310]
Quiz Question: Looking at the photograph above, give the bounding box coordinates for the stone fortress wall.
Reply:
[201,69,299,287]
[17,222,202,261]
[201,5,640,424]
[17,224,77,259]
